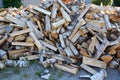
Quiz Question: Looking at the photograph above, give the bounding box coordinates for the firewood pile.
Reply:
[0,0,120,79]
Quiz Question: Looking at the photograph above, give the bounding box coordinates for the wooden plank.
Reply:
[34,6,51,16]
[58,0,71,14]
[29,32,43,50]
[77,5,91,20]
[80,63,98,75]
[10,29,32,37]
[5,14,25,26]
[54,63,78,74]
[60,7,71,22]
[83,56,107,69]
[12,42,34,47]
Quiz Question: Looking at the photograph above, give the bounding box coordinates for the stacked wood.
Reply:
[0,1,120,78]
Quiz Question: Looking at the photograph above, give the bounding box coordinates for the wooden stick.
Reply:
[77,5,91,20]
[83,56,107,69]
[5,14,25,26]
[60,7,71,22]
[58,0,71,14]
[54,63,78,74]
[10,29,32,37]
[29,32,43,50]
[12,42,34,46]
[80,63,98,75]
[34,6,51,16]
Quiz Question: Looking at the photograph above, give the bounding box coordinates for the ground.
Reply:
[0,0,120,80]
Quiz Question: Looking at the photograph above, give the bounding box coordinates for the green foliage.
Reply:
[3,0,22,8]
[113,0,120,6]
[23,73,30,78]
[92,0,113,6]
[14,67,20,74]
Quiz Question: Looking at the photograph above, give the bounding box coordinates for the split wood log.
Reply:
[19,54,39,60]
[80,47,90,57]
[101,55,113,63]
[29,32,43,50]
[71,30,80,43]
[77,5,91,20]
[104,14,112,30]
[0,34,7,46]
[83,56,107,69]
[12,42,34,47]
[52,18,66,29]
[69,18,86,40]
[80,63,98,75]
[5,14,25,26]
[40,40,57,51]
[69,42,79,55]
[34,6,51,16]
[60,7,71,22]
[54,63,78,74]
[59,34,65,48]
[58,0,71,14]
[10,29,32,37]
[45,15,51,32]
[64,47,74,57]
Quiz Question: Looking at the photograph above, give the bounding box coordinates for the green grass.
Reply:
[57,70,63,78]
[13,67,20,74]
[23,73,30,78]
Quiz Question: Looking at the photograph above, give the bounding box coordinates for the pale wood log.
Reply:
[5,14,25,26]
[77,5,91,20]
[52,18,66,29]
[92,12,100,20]
[34,6,51,16]
[45,15,51,32]
[80,63,98,75]
[12,42,34,46]
[10,29,32,37]
[0,11,7,16]
[29,32,43,50]
[94,39,109,59]
[54,63,78,74]
[64,47,74,57]
[40,40,57,51]
[71,30,80,43]
[80,47,90,57]
[37,21,43,33]
[69,42,79,55]
[19,54,39,60]
[60,7,71,22]
[0,34,7,46]
[83,56,107,69]
[59,34,65,48]
[58,0,71,14]
[88,36,96,53]
[56,43,66,56]
[68,18,86,40]
[104,14,112,30]
[51,2,59,20]
[27,21,44,39]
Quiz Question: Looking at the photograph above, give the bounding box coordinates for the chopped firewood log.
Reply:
[0,34,7,46]
[80,63,98,75]
[26,36,34,43]
[40,40,57,51]
[34,6,51,16]
[60,7,71,22]
[68,18,86,40]
[80,47,90,57]
[77,4,91,20]
[5,14,25,26]
[101,55,113,63]
[45,15,51,32]
[71,30,80,43]
[64,47,74,57]
[59,34,65,48]
[14,35,26,41]
[51,2,59,20]
[69,42,79,55]
[10,29,32,37]
[11,42,34,47]
[83,56,107,69]
[104,14,112,30]
[92,12,100,20]
[19,54,39,60]
[58,0,71,14]
[52,18,66,29]
[108,49,116,55]
[54,63,78,74]
[37,21,43,33]
[117,53,120,58]
[85,13,94,20]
